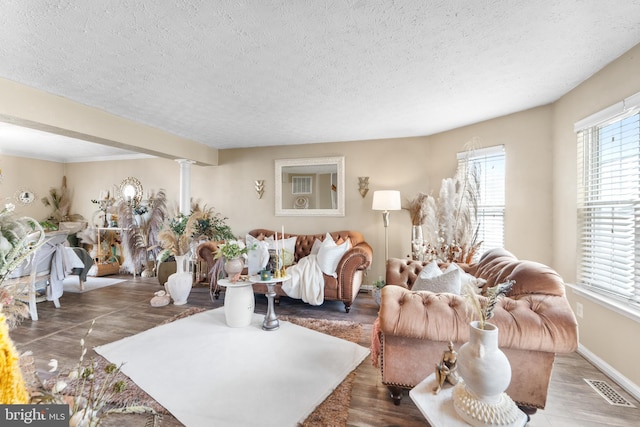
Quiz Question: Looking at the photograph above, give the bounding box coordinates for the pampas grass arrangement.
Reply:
[421,161,482,263]
[406,192,430,226]
[117,189,168,275]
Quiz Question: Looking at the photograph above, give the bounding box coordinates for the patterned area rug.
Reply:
[92,308,363,426]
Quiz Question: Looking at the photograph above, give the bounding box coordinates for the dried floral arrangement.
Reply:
[34,320,160,426]
[117,189,168,276]
[41,176,85,225]
[405,192,430,226]
[158,201,235,259]
[462,279,515,329]
[421,160,482,264]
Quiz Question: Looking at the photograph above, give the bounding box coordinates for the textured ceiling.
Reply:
[1,1,640,162]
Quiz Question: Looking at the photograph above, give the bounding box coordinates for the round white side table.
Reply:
[217,279,255,327]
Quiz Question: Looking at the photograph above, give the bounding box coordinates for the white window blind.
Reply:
[292,176,312,194]
[576,91,640,308]
[457,145,505,257]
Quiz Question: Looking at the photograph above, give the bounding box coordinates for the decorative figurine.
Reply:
[433,341,459,394]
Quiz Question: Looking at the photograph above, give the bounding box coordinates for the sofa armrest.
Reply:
[379,285,578,354]
[334,242,372,298]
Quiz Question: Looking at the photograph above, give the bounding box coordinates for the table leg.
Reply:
[263,282,279,331]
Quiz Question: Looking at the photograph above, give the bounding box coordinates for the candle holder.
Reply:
[280,251,287,277]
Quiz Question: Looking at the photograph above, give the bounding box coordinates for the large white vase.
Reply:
[166,254,192,305]
[457,321,511,401]
[453,321,525,426]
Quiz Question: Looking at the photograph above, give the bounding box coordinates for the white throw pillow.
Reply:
[412,268,461,294]
[317,234,351,277]
[310,238,323,255]
[246,234,270,276]
[265,235,297,266]
[420,260,443,279]
[447,263,487,293]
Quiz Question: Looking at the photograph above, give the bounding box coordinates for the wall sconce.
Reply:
[358,177,369,198]
[255,180,265,199]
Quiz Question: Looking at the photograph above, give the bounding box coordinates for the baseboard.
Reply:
[577,343,640,402]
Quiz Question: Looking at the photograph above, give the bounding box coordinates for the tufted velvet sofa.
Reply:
[373,248,579,412]
[197,229,373,312]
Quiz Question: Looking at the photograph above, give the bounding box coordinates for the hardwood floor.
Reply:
[9,275,640,426]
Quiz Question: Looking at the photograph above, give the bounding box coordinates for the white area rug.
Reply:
[62,276,126,293]
[95,308,369,427]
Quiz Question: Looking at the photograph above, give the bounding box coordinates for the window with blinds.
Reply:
[292,176,312,194]
[457,145,505,257]
[575,91,640,308]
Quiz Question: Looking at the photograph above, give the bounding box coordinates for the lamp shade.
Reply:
[372,190,401,211]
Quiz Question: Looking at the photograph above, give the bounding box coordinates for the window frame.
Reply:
[457,145,506,259]
[575,90,640,312]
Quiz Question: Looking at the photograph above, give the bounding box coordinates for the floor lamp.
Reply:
[372,190,402,261]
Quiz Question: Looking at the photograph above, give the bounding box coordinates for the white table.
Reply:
[249,275,290,331]
[217,279,255,327]
[410,374,528,427]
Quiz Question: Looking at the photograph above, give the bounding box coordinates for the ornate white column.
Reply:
[176,159,195,215]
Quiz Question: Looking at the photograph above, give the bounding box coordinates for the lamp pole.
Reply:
[372,190,402,262]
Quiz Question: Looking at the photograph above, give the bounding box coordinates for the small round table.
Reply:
[249,275,290,331]
[217,278,255,327]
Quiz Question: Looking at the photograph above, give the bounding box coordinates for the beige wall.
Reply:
[552,43,640,388]
[0,155,65,220]
[2,42,639,393]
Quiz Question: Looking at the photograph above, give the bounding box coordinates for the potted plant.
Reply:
[372,278,385,306]
[214,239,249,278]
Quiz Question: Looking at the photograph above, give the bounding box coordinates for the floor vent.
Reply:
[584,379,636,407]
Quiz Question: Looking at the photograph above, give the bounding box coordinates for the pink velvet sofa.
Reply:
[197,229,373,312]
[373,248,579,413]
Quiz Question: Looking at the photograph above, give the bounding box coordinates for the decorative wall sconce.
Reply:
[255,180,265,199]
[358,177,369,198]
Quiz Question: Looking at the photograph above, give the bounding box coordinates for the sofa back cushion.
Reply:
[470,248,566,297]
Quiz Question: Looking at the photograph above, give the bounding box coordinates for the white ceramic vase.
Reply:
[166,254,192,305]
[453,321,525,426]
[224,257,244,277]
[457,321,511,401]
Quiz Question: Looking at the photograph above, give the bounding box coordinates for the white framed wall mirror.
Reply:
[275,156,345,216]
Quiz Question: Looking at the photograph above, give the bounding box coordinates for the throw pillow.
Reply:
[412,268,462,294]
[310,238,323,255]
[448,263,487,293]
[420,260,443,279]
[265,235,297,266]
[246,234,270,275]
[317,234,351,277]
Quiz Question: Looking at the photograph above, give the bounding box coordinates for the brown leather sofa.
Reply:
[197,229,373,312]
[373,248,579,412]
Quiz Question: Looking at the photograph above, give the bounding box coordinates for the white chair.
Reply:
[6,231,76,320]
